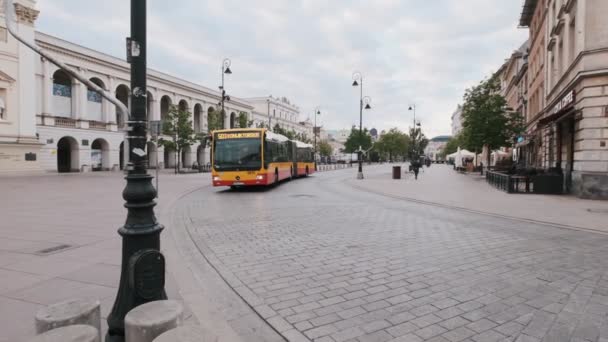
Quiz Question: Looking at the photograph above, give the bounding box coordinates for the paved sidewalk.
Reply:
[0,171,216,342]
[347,164,608,233]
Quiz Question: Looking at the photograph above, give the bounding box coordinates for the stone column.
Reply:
[107,77,116,124]
[14,2,39,141]
[224,108,230,129]
[42,59,53,116]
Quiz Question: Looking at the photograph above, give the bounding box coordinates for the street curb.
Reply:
[347,180,608,237]
[160,184,286,342]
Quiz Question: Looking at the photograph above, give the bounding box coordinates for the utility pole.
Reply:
[106,1,167,340]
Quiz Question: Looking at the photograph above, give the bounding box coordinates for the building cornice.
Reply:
[34,32,254,110]
[546,48,608,100]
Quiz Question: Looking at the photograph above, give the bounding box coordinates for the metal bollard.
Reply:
[35,299,101,341]
[152,326,215,342]
[28,325,99,342]
[125,300,183,342]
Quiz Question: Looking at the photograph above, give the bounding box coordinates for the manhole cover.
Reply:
[290,194,316,198]
[587,208,608,214]
[35,244,72,255]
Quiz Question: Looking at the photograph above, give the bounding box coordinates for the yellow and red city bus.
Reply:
[294,140,315,177]
[211,128,314,187]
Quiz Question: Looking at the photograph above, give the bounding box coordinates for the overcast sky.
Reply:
[37,0,528,138]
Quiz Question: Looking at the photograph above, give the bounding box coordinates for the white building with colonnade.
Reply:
[0,0,311,173]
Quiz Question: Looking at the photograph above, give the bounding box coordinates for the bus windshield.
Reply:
[213,138,262,171]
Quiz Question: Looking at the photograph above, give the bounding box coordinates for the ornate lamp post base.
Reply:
[357,172,364,180]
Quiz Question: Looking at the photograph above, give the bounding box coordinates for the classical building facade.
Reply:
[246,95,312,139]
[518,0,608,199]
[500,41,529,118]
[519,0,548,169]
[450,105,463,136]
[0,0,43,172]
[1,1,310,173]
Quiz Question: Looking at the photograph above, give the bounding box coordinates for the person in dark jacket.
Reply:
[412,161,421,180]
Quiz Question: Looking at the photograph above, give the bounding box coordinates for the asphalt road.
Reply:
[176,165,608,342]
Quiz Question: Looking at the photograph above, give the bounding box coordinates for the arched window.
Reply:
[178,100,189,113]
[52,70,73,117]
[193,104,203,132]
[161,96,172,121]
[87,78,105,122]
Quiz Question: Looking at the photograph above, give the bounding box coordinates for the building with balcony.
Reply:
[534,0,608,198]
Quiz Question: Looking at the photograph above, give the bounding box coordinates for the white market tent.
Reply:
[447,148,476,167]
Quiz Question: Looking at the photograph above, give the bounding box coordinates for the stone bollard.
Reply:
[28,324,99,342]
[35,299,101,341]
[153,326,216,342]
[125,300,184,342]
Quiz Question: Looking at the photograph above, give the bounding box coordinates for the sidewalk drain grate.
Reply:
[35,244,72,255]
[587,209,608,214]
[290,194,316,198]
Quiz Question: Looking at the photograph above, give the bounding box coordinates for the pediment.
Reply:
[0,70,16,84]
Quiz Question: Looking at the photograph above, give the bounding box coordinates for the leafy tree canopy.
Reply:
[207,108,225,131]
[375,128,409,161]
[319,140,333,157]
[461,73,524,155]
[344,126,372,153]
[158,105,199,172]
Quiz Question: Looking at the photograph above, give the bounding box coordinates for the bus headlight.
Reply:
[213,176,221,181]
[256,175,265,180]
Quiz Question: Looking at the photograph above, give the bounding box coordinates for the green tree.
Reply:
[158,105,198,173]
[441,133,465,158]
[318,140,333,158]
[461,73,525,164]
[375,128,409,162]
[238,112,252,128]
[207,108,225,131]
[344,126,373,154]
[408,126,429,160]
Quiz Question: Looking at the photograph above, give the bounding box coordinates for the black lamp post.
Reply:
[313,107,321,168]
[352,72,372,180]
[106,1,167,341]
[220,58,232,128]
[409,105,421,159]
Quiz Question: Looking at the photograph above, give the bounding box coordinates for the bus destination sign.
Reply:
[217,132,260,139]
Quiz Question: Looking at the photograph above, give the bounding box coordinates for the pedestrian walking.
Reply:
[412,160,421,180]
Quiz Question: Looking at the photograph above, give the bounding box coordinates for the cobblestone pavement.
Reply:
[176,165,608,342]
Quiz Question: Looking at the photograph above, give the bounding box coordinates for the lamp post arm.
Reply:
[3,0,129,118]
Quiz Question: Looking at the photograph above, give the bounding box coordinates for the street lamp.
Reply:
[267,97,271,128]
[106,1,167,341]
[220,58,232,128]
[313,107,321,168]
[352,71,372,180]
[409,105,422,159]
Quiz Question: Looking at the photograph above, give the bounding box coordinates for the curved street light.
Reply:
[352,71,371,180]
[220,58,232,128]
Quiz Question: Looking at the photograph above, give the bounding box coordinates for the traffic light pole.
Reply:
[106,1,167,340]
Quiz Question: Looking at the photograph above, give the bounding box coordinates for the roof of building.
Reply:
[519,0,539,27]
[430,135,452,142]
